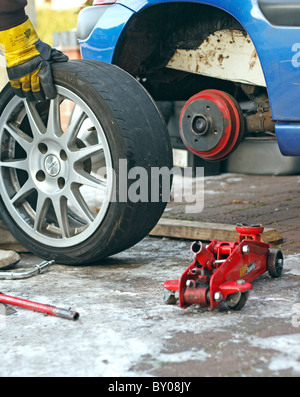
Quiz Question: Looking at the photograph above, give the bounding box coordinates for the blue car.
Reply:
[77,0,300,160]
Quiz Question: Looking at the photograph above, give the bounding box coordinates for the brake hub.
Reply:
[179,89,244,161]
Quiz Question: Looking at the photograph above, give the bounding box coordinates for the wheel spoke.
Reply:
[63,106,86,146]
[34,193,51,232]
[11,179,35,205]
[52,196,71,238]
[69,187,96,224]
[0,158,29,171]
[5,123,33,152]
[71,143,103,163]
[24,100,46,136]
[73,171,107,190]
[47,96,63,137]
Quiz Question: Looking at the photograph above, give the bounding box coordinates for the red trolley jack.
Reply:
[163,224,283,311]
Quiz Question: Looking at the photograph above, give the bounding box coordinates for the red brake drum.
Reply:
[179,89,244,161]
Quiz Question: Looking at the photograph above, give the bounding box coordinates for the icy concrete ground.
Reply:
[0,236,299,377]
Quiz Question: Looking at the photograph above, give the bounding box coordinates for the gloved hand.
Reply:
[0,18,68,101]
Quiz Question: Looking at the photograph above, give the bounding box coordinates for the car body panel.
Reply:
[166,29,266,87]
[78,4,134,63]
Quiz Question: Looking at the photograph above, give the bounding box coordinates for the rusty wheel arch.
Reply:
[112,3,249,98]
[112,3,273,135]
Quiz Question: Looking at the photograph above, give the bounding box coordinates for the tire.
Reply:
[0,60,173,264]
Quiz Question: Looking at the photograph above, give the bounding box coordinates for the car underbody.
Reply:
[111,3,274,160]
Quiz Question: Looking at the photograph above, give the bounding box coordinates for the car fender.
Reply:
[115,0,300,122]
[78,4,135,64]
[79,1,300,123]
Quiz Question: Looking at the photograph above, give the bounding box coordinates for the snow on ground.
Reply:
[0,237,299,377]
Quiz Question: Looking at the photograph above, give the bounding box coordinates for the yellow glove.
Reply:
[0,18,68,101]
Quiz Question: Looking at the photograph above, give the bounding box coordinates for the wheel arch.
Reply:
[112,2,266,101]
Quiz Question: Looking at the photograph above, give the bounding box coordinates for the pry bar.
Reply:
[0,293,80,321]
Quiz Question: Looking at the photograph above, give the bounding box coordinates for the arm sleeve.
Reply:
[0,0,28,31]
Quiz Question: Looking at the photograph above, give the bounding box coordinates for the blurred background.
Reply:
[33,0,86,46]
[0,0,87,88]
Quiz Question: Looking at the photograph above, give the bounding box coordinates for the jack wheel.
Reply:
[267,249,283,278]
[162,289,177,305]
[226,291,249,310]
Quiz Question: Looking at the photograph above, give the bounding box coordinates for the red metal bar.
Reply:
[0,293,79,321]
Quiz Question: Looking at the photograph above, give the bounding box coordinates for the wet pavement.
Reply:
[0,173,299,377]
